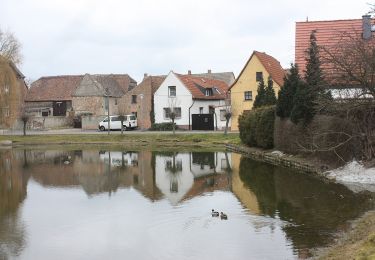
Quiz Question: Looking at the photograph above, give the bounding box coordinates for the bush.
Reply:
[149,122,178,131]
[238,106,275,149]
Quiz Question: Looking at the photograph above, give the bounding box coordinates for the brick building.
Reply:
[0,57,28,128]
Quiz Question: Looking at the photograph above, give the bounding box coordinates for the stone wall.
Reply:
[72,96,119,116]
[11,116,71,130]
[81,115,106,130]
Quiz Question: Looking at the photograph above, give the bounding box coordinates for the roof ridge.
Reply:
[296,17,375,23]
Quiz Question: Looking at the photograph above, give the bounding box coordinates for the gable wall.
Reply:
[230,55,281,130]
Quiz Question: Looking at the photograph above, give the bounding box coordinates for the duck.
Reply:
[220,212,228,220]
[211,209,219,217]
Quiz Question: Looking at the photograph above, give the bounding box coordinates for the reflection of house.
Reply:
[99,151,138,167]
[154,71,231,130]
[155,152,232,205]
[0,57,28,128]
[229,51,285,130]
[25,74,137,117]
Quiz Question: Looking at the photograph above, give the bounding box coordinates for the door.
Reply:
[111,116,121,129]
[192,114,214,130]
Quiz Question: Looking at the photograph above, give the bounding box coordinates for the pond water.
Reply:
[0,148,374,260]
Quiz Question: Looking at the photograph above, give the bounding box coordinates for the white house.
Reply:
[154,71,231,130]
[155,152,232,205]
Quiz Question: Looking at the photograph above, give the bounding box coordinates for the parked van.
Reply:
[98,115,137,131]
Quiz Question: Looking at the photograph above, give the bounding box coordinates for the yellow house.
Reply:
[229,51,285,130]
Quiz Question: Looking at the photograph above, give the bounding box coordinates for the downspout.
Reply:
[188,99,195,130]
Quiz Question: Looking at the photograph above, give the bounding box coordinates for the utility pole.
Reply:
[105,88,110,135]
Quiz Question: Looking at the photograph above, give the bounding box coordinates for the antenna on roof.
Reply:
[306,16,309,22]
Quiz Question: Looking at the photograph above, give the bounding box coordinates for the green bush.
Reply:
[149,122,178,131]
[238,106,275,149]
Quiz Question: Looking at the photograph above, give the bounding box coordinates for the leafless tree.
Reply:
[20,107,30,136]
[0,28,22,65]
[168,97,179,135]
[223,94,232,135]
[302,31,375,161]
[118,101,127,135]
[0,56,18,128]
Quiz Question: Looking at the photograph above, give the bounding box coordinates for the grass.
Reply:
[0,132,240,148]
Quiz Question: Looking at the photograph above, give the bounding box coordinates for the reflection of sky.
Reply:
[19,180,295,260]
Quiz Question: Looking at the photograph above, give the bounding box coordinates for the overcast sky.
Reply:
[0,0,372,83]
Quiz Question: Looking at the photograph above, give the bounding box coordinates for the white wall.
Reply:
[191,100,231,130]
[154,72,193,126]
[154,71,231,129]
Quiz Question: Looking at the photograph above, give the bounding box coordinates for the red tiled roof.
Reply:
[26,74,137,102]
[229,51,285,90]
[295,18,375,75]
[254,51,285,86]
[176,74,230,100]
[26,75,83,101]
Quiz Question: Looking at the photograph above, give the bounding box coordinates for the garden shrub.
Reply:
[149,122,178,131]
[238,106,275,149]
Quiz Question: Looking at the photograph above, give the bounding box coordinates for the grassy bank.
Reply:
[0,133,240,148]
[317,211,375,259]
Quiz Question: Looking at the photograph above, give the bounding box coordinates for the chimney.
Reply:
[362,15,372,40]
[188,70,191,75]
[208,69,211,74]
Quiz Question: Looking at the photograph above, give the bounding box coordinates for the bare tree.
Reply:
[0,28,22,65]
[0,56,18,128]
[307,31,375,161]
[20,107,30,136]
[168,97,180,134]
[223,94,232,135]
[118,101,127,135]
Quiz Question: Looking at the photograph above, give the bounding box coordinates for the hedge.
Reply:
[238,106,275,149]
[149,122,178,131]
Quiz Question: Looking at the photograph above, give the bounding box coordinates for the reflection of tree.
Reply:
[239,157,375,254]
[0,150,29,259]
[192,152,215,170]
[165,152,182,193]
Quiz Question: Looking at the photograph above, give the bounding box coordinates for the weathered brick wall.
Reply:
[119,78,153,129]
[2,78,27,129]
[72,96,119,116]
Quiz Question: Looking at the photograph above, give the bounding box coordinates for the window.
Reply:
[199,107,203,114]
[131,112,137,119]
[220,110,226,121]
[111,116,120,121]
[256,72,263,82]
[168,86,176,97]
[132,95,137,104]
[3,107,9,117]
[244,91,252,100]
[4,84,9,94]
[209,106,215,114]
[115,98,118,105]
[205,88,213,96]
[163,107,181,119]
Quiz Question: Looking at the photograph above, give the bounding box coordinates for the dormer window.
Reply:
[168,86,176,97]
[205,88,213,96]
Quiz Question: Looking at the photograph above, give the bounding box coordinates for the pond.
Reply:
[0,148,374,259]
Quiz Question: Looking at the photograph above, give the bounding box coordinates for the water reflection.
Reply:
[0,149,373,259]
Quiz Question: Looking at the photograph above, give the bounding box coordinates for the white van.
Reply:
[98,115,137,131]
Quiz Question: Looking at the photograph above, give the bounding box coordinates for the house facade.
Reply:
[154,71,230,130]
[0,57,28,128]
[295,15,375,97]
[229,51,285,131]
[26,74,136,118]
[120,74,166,129]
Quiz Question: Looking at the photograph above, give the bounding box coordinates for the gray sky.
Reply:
[0,0,372,83]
